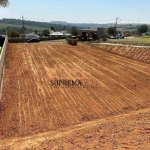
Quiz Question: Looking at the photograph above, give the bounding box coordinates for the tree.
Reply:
[34,30,37,34]
[0,0,9,7]
[42,29,50,37]
[107,27,116,35]
[123,31,133,37]
[8,30,20,39]
[71,26,78,35]
[50,26,55,31]
[62,25,66,30]
[138,24,148,35]
[38,32,42,37]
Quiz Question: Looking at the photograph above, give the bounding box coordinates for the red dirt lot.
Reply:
[0,43,150,149]
[92,43,150,63]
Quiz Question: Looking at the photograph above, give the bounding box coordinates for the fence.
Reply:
[8,37,66,43]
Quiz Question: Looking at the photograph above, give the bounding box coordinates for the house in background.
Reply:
[49,32,64,38]
[20,33,40,41]
[60,30,71,36]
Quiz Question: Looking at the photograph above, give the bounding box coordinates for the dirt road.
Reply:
[0,43,150,149]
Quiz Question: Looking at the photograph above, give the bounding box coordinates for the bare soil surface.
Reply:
[107,40,150,47]
[92,43,150,63]
[2,107,148,150]
[0,43,150,149]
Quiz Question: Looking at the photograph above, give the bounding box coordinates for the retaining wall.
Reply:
[8,37,66,43]
[93,43,150,63]
[0,36,8,98]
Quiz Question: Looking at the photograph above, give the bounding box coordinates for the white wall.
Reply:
[0,36,8,98]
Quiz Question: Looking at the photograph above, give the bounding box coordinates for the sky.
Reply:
[0,0,150,24]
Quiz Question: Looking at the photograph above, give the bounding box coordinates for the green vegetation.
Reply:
[0,23,45,34]
[123,31,134,37]
[0,19,72,34]
[107,27,116,35]
[50,26,55,31]
[42,29,50,36]
[0,0,9,7]
[71,26,78,36]
[0,46,2,54]
[42,39,66,42]
[142,36,150,38]
[8,30,20,39]
[138,24,148,35]
[109,36,150,44]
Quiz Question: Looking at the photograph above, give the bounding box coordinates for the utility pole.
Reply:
[114,17,119,36]
[21,16,25,42]
[4,22,7,36]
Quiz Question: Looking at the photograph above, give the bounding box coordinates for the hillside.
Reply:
[0,23,46,33]
[0,19,72,34]
[0,18,145,35]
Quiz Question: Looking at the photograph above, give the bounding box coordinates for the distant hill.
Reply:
[49,21,146,29]
[0,19,73,34]
[50,21,110,28]
[0,18,69,29]
[0,18,147,35]
[50,21,68,25]
[0,19,104,34]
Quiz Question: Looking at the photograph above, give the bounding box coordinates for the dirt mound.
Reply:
[0,107,150,150]
[107,41,150,47]
[92,44,150,63]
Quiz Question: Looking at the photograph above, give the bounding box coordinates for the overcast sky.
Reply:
[0,0,150,24]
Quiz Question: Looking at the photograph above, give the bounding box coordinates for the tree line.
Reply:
[0,19,72,31]
[107,24,149,36]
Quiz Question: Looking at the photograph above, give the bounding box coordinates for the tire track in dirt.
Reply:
[0,43,150,141]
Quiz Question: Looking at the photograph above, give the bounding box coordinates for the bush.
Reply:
[101,38,107,41]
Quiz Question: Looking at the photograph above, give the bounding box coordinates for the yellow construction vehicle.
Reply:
[67,36,78,45]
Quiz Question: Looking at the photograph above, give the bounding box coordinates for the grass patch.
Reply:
[0,23,44,31]
[0,46,2,54]
[109,37,150,44]
[42,39,66,42]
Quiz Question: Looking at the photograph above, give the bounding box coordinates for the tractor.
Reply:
[66,36,78,45]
